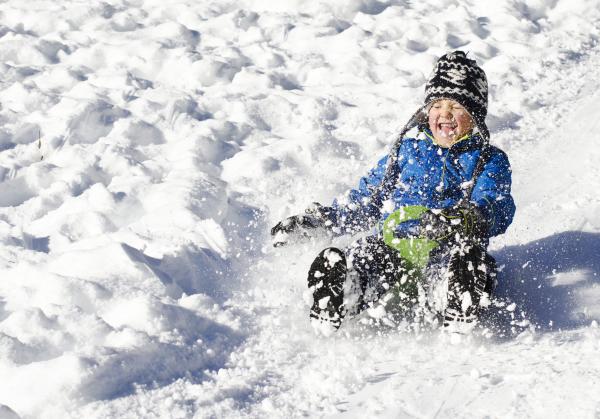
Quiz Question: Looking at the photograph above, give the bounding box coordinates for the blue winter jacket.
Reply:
[327,129,515,242]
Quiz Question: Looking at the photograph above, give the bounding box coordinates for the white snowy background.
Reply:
[1,0,600,418]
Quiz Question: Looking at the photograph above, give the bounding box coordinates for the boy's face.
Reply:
[427,99,474,147]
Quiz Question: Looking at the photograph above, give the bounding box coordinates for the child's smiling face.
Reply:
[428,99,474,147]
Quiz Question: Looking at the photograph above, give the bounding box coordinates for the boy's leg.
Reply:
[442,243,497,330]
[347,235,405,314]
[307,236,404,328]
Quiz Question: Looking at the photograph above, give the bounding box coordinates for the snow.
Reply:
[0,0,600,417]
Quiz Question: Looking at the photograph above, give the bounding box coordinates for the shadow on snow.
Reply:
[492,230,600,332]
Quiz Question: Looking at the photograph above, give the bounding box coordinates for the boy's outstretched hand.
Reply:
[271,203,332,247]
[271,214,322,247]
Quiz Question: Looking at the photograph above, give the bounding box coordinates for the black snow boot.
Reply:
[443,244,496,332]
[307,247,347,329]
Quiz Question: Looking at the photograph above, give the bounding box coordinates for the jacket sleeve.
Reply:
[326,154,391,235]
[470,148,516,237]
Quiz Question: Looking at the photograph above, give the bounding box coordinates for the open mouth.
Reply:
[437,122,457,137]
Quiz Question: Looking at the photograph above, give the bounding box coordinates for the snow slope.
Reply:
[0,0,600,417]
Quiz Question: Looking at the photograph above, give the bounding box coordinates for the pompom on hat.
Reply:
[424,51,489,140]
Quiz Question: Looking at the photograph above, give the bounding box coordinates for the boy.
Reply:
[271,51,515,333]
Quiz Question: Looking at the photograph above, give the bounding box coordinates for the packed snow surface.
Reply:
[1,0,600,417]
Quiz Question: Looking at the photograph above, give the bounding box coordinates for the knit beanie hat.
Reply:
[424,51,489,140]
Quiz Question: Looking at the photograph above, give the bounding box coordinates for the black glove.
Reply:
[419,204,488,242]
[271,203,332,247]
